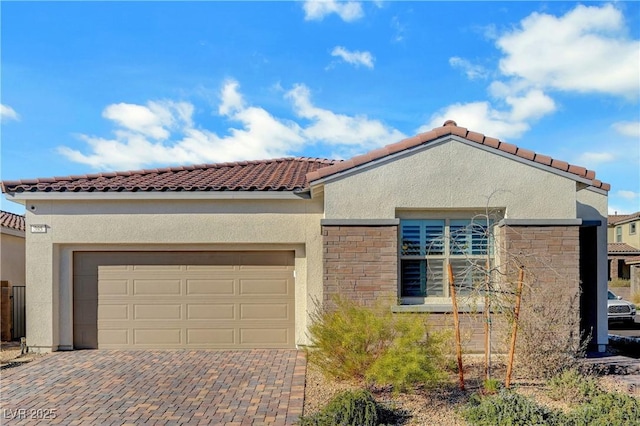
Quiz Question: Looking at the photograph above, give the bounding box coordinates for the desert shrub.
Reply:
[306,297,449,391]
[546,369,601,404]
[608,278,631,288]
[515,284,588,379]
[632,292,640,305]
[462,389,561,426]
[297,390,379,426]
[566,392,640,426]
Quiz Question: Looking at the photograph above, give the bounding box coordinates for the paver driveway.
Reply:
[1,350,306,425]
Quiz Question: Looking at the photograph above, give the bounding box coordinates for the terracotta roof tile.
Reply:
[1,158,338,194]
[609,212,640,225]
[304,120,610,191]
[608,243,640,254]
[1,211,25,232]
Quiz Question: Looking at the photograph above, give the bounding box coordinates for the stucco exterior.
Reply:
[22,198,324,351]
[322,140,577,220]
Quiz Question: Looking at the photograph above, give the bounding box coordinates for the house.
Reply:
[1,210,26,341]
[608,212,640,294]
[607,212,640,279]
[0,120,610,353]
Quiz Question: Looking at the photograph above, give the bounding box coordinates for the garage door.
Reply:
[73,251,295,349]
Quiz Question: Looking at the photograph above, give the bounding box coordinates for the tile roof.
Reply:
[305,120,610,191]
[0,211,25,232]
[1,157,338,194]
[608,243,640,254]
[608,212,640,225]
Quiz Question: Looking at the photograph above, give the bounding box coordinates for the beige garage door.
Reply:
[73,251,295,349]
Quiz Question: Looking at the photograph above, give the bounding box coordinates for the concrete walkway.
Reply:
[0,350,306,425]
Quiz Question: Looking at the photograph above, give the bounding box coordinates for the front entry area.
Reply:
[73,251,295,349]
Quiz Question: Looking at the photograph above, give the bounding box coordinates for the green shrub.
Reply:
[482,378,501,395]
[566,392,640,426]
[462,389,561,426]
[547,369,601,404]
[306,297,449,391]
[297,390,379,426]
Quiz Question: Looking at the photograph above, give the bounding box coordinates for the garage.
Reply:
[73,251,295,349]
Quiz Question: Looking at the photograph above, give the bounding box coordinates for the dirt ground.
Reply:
[0,341,44,368]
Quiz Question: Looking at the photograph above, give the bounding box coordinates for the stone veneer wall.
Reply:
[320,224,581,353]
[322,225,397,307]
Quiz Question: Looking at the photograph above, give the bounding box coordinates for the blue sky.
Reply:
[1,1,639,215]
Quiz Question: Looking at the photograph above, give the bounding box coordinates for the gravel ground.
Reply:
[302,356,639,425]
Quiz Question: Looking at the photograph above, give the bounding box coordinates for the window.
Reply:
[616,226,622,242]
[400,219,492,298]
[630,223,637,235]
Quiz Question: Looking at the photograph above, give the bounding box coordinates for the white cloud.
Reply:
[58,80,406,170]
[425,4,639,141]
[575,151,616,167]
[286,84,405,149]
[617,190,639,200]
[612,121,640,138]
[391,16,406,42]
[420,89,555,140]
[496,4,640,99]
[102,101,193,140]
[449,57,488,80]
[330,46,374,69]
[1,104,20,122]
[303,0,363,22]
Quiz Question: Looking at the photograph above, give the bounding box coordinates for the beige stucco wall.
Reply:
[322,140,577,220]
[23,198,324,352]
[609,219,640,249]
[1,231,26,287]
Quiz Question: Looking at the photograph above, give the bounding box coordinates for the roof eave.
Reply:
[5,190,311,202]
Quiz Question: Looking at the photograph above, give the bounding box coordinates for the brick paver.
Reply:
[1,350,306,425]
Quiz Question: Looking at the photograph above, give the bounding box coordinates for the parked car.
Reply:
[607,290,637,324]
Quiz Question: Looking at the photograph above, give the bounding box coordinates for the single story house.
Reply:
[1,210,26,341]
[1,120,610,353]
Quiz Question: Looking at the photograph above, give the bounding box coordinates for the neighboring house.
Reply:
[0,210,26,341]
[607,212,640,281]
[1,120,610,353]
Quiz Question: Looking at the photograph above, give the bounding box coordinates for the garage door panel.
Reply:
[134,304,182,320]
[133,279,181,295]
[98,304,129,320]
[240,303,291,320]
[186,279,235,295]
[78,251,295,349]
[99,279,129,296]
[134,329,182,345]
[187,304,235,320]
[240,328,289,345]
[187,328,235,345]
[239,279,290,296]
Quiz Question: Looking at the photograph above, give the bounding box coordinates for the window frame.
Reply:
[616,226,622,242]
[630,223,637,235]
[399,218,493,300]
